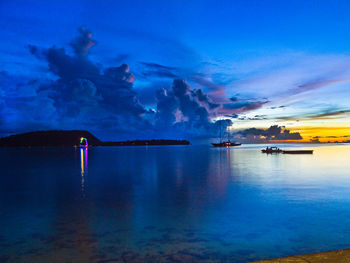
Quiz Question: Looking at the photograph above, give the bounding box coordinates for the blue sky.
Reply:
[1,0,350,141]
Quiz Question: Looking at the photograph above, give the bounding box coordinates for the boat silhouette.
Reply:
[212,141,241,147]
[212,120,241,147]
[261,146,282,153]
[262,146,313,154]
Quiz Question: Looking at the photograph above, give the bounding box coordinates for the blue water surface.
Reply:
[1,144,350,262]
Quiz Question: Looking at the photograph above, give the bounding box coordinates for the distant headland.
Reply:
[0,130,190,147]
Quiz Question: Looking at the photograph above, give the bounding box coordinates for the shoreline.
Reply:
[252,248,350,263]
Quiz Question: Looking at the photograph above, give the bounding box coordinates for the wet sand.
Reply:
[253,248,350,263]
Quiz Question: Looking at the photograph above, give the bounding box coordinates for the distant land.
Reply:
[0,130,190,147]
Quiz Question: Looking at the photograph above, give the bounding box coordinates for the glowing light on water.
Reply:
[80,148,88,197]
[85,148,88,169]
[80,148,84,175]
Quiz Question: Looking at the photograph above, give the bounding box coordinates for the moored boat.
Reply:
[212,120,241,147]
[282,150,313,154]
[262,147,313,154]
[261,146,282,153]
[212,141,241,147]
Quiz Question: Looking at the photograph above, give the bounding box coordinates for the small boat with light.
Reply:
[212,141,241,147]
[261,146,282,153]
[212,120,241,147]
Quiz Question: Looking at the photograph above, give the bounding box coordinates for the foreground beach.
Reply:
[253,248,350,263]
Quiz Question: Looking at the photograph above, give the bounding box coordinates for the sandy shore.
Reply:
[252,248,350,263]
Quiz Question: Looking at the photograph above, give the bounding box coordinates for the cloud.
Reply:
[294,78,350,95]
[0,72,57,136]
[191,88,220,110]
[235,125,302,143]
[217,53,350,118]
[156,79,210,130]
[140,62,177,71]
[136,62,231,110]
[70,27,97,57]
[189,74,227,102]
[220,99,269,115]
[277,109,350,121]
[310,138,320,143]
[139,62,178,79]
[223,100,268,111]
[23,27,151,139]
[1,27,239,140]
[308,110,350,119]
[225,113,239,118]
[2,27,319,141]
[270,105,286,109]
[246,115,268,120]
[155,79,231,137]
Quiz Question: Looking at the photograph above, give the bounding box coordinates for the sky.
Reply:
[1,0,350,142]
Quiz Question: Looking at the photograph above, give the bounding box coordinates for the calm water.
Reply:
[1,144,350,262]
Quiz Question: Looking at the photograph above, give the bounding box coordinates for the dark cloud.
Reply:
[28,45,40,56]
[235,125,302,143]
[310,138,321,143]
[295,78,346,94]
[309,110,350,119]
[21,28,233,139]
[2,27,286,140]
[270,105,286,109]
[139,61,178,79]
[141,70,178,79]
[225,113,239,118]
[23,27,150,139]
[3,23,231,140]
[222,100,269,114]
[245,114,268,120]
[135,81,171,105]
[191,89,220,110]
[70,27,97,57]
[313,135,350,139]
[220,97,269,115]
[140,62,177,71]
[156,79,210,128]
[277,109,350,121]
[30,44,100,81]
[189,74,227,101]
[155,79,230,137]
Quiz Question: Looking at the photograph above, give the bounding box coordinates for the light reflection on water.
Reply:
[80,148,88,197]
[1,144,350,262]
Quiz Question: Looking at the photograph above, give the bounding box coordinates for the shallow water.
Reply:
[1,144,350,262]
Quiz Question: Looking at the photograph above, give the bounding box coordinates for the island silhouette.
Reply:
[0,130,190,147]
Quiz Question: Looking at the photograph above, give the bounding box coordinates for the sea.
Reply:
[1,143,350,262]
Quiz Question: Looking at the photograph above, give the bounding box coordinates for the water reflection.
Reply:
[2,145,350,262]
[80,148,88,197]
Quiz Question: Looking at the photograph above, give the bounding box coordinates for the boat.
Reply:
[262,147,313,154]
[261,146,282,153]
[212,141,241,147]
[282,150,313,154]
[212,120,241,147]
